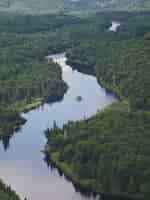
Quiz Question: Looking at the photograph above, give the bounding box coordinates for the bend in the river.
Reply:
[0,53,117,200]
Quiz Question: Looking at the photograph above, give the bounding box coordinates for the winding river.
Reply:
[0,53,116,200]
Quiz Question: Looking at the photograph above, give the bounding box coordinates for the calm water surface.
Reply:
[0,53,116,200]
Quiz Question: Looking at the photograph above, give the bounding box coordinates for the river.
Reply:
[0,53,116,200]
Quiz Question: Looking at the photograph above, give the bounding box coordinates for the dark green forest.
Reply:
[0,14,76,136]
[45,11,150,200]
[2,11,146,137]
[45,104,150,199]
[66,34,150,110]
[1,10,150,199]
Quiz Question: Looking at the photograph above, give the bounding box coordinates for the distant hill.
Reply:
[98,0,150,11]
[0,0,65,14]
[0,0,150,15]
[0,0,100,15]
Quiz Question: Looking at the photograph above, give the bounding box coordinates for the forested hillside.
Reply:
[0,14,78,137]
[0,180,20,200]
[99,0,150,11]
[45,11,150,200]
[0,0,150,15]
[1,11,141,137]
[0,0,65,14]
[1,9,150,200]
[67,34,150,110]
[0,0,100,15]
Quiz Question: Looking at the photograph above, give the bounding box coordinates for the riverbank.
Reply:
[0,13,75,139]
[66,54,124,103]
[0,98,44,137]
[1,11,150,200]
[0,107,26,137]
[0,74,67,138]
[45,147,138,200]
[45,100,149,200]
[0,51,67,138]
[0,53,116,200]
[45,33,150,200]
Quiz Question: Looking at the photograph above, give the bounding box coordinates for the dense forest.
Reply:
[1,10,150,199]
[2,11,147,137]
[45,11,150,200]
[45,103,150,199]
[0,14,77,137]
[0,0,150,16]
[66,34,150,110]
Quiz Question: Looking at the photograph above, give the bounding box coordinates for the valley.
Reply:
[0,5,150,200]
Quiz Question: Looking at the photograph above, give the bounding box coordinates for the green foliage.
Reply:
[44,11,150,200]
[0,13,76,136]
[67,32,150,111]
[0,179,20,200]
[0,0,150,16]
[1,10,150,199]
[0,106,26,136]
[0,0,101,16]
[45,105,150,199]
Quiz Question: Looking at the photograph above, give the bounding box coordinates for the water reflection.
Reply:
[0,135,11,151]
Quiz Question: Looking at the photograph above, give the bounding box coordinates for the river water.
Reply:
[0,53,116,200]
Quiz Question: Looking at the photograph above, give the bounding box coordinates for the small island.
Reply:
[76,96,82,102]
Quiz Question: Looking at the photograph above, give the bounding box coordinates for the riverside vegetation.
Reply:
[45,11,150,200]
[0,13,80,199]
[1,11,145,138]
[0,14,81,137]
[1,10,150,200]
